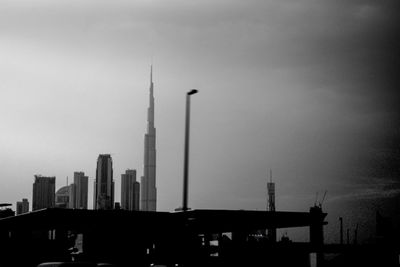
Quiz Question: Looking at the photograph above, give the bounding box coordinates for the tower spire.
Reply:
[141,65,157,212]
[267,168,276,241]
[150,65,153,84]
[270,169,272,183]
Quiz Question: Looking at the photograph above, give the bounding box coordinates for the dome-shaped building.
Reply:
[55,186,70,208]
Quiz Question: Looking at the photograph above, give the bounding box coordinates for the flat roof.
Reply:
[0,208,327,233]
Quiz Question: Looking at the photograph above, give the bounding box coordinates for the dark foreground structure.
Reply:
[0,207,397,267]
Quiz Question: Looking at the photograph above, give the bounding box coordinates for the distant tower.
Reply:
[69,183,75,209]
[94,154,114,210]
[267,169,276,242]
[121,169,140,211]
[69,172,89,209]
[32,175,56,211]
[141,66,157,211]
[16,198,29,215]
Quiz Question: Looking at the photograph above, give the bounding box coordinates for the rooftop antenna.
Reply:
[314,192,319,206]
[67,176,69,186]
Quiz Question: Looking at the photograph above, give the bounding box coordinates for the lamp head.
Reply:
[188,89,198,95]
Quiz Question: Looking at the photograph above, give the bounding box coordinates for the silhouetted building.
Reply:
[0,208,329,267]
[69,172,88,209]
[94,154,114,210]
[141,66,157,211]
[121,169,140,211]
[55,186,70,208]
[32,175,55,211]
[16,198,29,215]
[376,211,393,242]
[0,204,14,219]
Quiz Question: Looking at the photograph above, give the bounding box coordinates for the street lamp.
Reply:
[182,89,198,212]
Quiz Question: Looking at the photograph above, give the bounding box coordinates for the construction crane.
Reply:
[319,190,327,208]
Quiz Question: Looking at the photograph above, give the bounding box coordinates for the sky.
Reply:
[0,0,399,243]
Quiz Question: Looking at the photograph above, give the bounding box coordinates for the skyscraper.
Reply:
[121,169,140,211]
[16,198,29,215]
[140,66,157,211]
[68,183,75,209]
[94,154,114,210]
[32,175,55,211]
[69,172,88,209]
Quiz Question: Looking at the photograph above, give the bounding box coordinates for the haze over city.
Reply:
[0,0,399,244]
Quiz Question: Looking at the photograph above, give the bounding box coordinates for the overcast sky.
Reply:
[0,0,399,243]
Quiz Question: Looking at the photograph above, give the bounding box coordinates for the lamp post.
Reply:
[182,89,198,212]
[339,217,343,245]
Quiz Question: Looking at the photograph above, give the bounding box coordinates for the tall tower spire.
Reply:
[270,169,272,183]
[150,65,153,84]
[267,169,276,242]
[267,169,275,212]
[140,66,157,211]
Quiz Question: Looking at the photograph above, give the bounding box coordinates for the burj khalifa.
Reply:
[140,66,157,211]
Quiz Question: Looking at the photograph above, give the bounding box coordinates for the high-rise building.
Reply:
[32,175,56,211]
[94,154,114,210]
[141,66,157,211]
[121,169,140,211]
[16,198,29,215]
[68,183,75,209]
[55,186,70,208]
[69,172,88,209]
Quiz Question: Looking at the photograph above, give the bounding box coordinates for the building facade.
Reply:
[16,198,29,215]
[32,175,56,211]
[94,154,114,210]
[141,66,157,211]
[68,183,75,209]
[121,169,140,211]
[69,172,88,209]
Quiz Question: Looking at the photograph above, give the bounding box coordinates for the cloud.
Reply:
[326,178,400,203]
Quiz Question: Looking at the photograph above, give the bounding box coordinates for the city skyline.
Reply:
[0,0,399,244]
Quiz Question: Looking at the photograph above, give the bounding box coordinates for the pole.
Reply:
[339,217,343,245]
[354,224,358,245]
[182,89,198,211]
